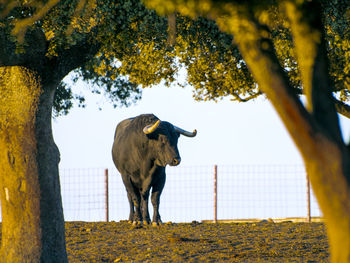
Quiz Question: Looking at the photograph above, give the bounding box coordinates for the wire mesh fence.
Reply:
[60,168,107,221]
[60,164,322,222]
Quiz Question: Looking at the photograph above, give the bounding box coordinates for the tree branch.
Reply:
[11,0,61,43]
[0,27,47,67]
[53,37,101,81]
[285,1,343,143]
[333,98,350,119]
[230,90,262,102]
[167,13,176,46]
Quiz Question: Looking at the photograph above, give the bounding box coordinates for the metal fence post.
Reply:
[306,172,311,223]
[105,168,109,222]
[214,165,218,223]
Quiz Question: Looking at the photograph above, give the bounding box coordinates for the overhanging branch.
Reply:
[285,1,343,143]
[230,90,262,102]
[0,27,47,67]
[333,98,350,119]
[54,38,101,81]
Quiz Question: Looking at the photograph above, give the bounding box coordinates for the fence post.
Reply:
[105,168,109,222]
[306,172,311,223]
[214,165,218,223]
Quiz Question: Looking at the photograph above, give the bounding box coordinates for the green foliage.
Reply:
[323,0,350,101]
[1,0,160,114]
[174,16,258,102]
[53,82,85,117]
[142,0,350,103]
[49,0,171,113]
[1,0,350,115]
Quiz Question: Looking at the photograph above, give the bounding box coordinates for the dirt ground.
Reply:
[65,220,329,262]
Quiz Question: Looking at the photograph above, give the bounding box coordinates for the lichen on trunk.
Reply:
[0,66,67,262]
[0,66,42,261]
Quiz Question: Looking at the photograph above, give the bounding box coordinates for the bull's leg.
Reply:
[131,191,142,225]
[151,171,166,226]
[127,192,134,222]
[141,190,151,225]
[121,176,142,224]
[151,191,161,225]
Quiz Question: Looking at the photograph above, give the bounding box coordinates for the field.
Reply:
[66,220,329,262]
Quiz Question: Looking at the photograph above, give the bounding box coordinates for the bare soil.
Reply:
[65,220,329,262]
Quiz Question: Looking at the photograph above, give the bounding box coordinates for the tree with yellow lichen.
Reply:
[0,67,45,262]
[142,0,350,262]
[0,37,69,261]
[0,0,169,261]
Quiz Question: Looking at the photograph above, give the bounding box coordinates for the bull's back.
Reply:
[112,118,134,171]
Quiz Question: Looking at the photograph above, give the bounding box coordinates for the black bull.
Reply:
[112,114,197,225]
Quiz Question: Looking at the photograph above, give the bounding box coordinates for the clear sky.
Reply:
[52,76,319,170]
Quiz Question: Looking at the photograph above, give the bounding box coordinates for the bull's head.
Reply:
[143,119,197,167]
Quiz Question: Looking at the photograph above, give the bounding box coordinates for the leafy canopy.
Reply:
[1,0,168,115]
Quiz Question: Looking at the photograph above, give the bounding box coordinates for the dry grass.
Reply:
[65,220,329,262]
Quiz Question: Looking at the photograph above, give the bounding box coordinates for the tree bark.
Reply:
[0,66,67,262]
[284,3,350,261]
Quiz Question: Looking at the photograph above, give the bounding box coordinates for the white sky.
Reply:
[52,77,323,170]
[51,76,350,221]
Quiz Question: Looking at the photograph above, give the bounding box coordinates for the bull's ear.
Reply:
[143,120,161,134]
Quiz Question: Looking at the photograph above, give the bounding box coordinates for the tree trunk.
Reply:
[36,71,67,263]
[0,66,67,262]
[217,5,350,261]
[304,141,350,263]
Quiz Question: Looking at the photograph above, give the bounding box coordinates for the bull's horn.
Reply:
[174,126,197,137]
[143,120,161,134]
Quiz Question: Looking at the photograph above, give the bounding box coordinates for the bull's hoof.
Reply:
[132,221,143,229]
[152,221,162,227]
[143,220,151,225]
